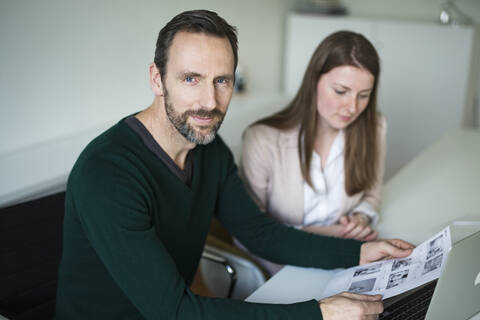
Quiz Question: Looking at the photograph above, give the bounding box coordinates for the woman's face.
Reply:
[316,65,374,131]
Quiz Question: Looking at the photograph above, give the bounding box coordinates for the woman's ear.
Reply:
[149,63,164,96]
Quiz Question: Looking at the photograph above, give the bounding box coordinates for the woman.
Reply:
[238,31,386,275]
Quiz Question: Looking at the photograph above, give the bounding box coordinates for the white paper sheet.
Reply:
[322,226,452,300]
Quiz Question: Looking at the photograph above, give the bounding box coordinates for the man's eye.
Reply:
[185,76,194,83]
[216,78,227,84]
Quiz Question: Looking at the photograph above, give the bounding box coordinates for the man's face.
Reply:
[161,31,235,145]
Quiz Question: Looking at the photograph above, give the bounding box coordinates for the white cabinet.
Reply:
[284,14,476,179]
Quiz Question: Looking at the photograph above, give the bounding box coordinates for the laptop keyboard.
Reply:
[379,280,437,320]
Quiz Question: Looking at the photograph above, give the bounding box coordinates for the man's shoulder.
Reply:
[79,122,125,157]
[70,121,138,179]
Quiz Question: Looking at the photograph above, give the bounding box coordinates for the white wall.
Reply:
[0,0,294,155]
[341,0,480,23]
[284,14,475,180]
[1,0,479,169]
[340,0,480,127]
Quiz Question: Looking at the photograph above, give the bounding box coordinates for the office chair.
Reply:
[0,192,65,320]
[200,219,267,300]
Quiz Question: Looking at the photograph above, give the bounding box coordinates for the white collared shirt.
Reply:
[303,130,347,226]
[303,130,379,226]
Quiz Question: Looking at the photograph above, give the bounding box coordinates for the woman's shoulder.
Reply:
[242,124,280,153]
[244,123,299,144]
[245,123,281,137]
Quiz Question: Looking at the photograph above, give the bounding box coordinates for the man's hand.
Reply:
[339,213,377,241]
[319,292,383,320]
[360,239,415,265]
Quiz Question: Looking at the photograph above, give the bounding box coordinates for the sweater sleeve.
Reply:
[71,155,324,320]
[217,145,363,270]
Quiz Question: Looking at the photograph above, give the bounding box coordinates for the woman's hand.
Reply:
[302,212,377,241]
[302,224,348,238]
[339,213,377,241]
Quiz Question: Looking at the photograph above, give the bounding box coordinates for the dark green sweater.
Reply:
[55,119,362,319]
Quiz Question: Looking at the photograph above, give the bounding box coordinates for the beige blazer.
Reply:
[239,116,387,227]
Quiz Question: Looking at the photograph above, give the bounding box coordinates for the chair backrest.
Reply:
[201,234,267,300]
[0,192,65,320]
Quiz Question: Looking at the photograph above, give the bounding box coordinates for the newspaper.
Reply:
[322,226,452,300]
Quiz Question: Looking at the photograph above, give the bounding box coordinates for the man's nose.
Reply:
[200,84,217,110]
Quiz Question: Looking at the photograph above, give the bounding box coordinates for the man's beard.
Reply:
[164,88,225,145]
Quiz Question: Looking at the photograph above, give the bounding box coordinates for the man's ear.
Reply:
[149,63,164,96]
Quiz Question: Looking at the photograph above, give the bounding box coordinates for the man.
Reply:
[55,10,413,319]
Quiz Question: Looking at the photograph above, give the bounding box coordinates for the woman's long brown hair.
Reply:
[255,31,381,196]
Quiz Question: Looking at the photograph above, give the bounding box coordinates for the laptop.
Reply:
[380,227,480,320]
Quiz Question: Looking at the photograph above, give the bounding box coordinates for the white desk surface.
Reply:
[247,128,480,319]
[377,128,480,245]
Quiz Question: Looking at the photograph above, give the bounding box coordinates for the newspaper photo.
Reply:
[322,226,452,300]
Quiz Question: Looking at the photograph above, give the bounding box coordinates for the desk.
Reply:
[377,128,480,244]
[247,128,480,319]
